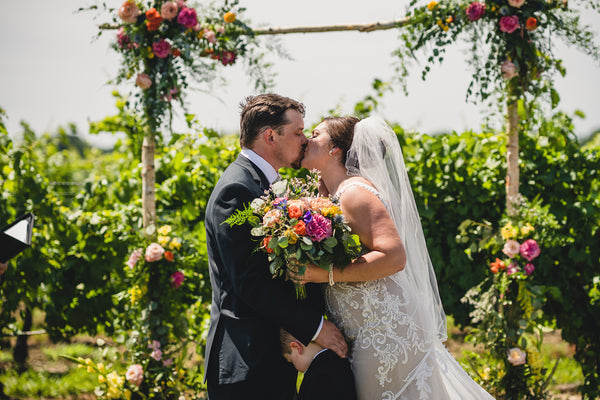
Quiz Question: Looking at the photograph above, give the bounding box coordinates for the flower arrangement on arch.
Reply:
[225,171,362,298]
[396,0,600,100]
[64,224,202,397]
[99,0,264,130]
[461,197,561,399]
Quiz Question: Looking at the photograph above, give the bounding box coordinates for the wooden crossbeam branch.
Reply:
[252,19,412,35]
[98,18,412,34]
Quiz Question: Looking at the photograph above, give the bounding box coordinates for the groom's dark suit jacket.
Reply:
[204,155,324,398]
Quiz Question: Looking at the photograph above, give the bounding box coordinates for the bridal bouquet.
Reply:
[225,172,361,298]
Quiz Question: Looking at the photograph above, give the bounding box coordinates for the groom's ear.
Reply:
[263,127,276,145]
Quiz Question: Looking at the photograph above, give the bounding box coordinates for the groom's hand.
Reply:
[315,320,348,358]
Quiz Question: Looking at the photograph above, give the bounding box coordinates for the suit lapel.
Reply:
[235,154,271,191]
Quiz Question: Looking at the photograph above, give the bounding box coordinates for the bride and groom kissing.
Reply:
[204,93,495,399]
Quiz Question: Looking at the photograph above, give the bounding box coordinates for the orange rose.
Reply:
[224,12,236,23]
[172,48,181,57]
[263,236,274,253]
[525,17,537,31]
[164,251,174,262]
[288,205,302,219]
[490,258,506,274]
[293,221,306,236]
[145,8,163,31]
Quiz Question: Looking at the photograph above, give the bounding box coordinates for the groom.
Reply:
[204,94,348,399]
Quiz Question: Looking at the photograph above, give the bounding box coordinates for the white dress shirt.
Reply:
[239,148,324,341]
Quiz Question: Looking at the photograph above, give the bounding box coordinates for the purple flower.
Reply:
[524,263,535,276]
[520,239,540,261]
[499,15,520,33]
[153,39,171,58]
[465,2,486,21]
[305,213,332,242]
[507,262,519,276]
[177,7,198,29]
[117,27,131,49]
[303,210,313,224]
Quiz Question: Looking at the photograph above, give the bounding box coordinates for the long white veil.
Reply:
[346,116,447,343]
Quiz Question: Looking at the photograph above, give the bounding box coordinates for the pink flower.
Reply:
[118,1,140,23]
[216,25,225,34]
[499,15,520,33]
[162,358,174,367]
[520,239,540,261]
[126,248,143,269]
[145,243,165,262]
[164,87,179,102]
[502,240,520,258]
[151,348,162,361]
[125,364,144,386]
[170,270,185,289]
[501,60,518,80]
[160,1,179,21]
[153,39,171,58]
[525,263,535,275]
[507,261,519,276]
[177,7,198,29]
[203,29,217,44]
[465,2,486,21]
[116,27,131,49]
[508,347,527,365]
[135,73,152,89]
[220,51,236,65]
[263,209,282,227]
[149,340,161,350]
[305,213,332,242]
[508,0,526,8]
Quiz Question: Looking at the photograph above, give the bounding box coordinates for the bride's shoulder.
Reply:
[337,178,380,202]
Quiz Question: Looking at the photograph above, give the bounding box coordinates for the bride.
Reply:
[296,116,495,400]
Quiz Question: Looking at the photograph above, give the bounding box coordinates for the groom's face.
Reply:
[273,109,308,170]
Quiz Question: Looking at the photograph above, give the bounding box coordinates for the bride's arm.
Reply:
[300,185,406,284]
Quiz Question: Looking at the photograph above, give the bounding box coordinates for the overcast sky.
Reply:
[1,1,599,148]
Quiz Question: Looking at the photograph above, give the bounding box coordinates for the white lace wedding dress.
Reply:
[326,182,495,400]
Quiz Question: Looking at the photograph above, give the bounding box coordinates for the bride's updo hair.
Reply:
[322,116,360,165]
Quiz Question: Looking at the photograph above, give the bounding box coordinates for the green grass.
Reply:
[1,368,97,397]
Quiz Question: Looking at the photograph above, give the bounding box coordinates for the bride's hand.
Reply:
[289,262,329,284]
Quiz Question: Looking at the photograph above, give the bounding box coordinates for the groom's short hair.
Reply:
[239,94,306,148]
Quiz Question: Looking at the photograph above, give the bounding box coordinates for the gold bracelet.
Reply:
[328,265,335,286]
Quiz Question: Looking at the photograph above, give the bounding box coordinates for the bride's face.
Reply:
[301,121,333,171]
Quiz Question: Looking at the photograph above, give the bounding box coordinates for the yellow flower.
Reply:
[148,52,155,59]
[446,16,453,23]
[520,223,535,236]
[480,366,491,380]
[158,225,172,236]
[107,371,125,390]
[169,237,182,250]
[427,1,438,10]
[158,235,170,246]
[286,230,298,244]
[321,206,342,217]
[98,374,106,383]
[97,363,106,374]
[501,223,518,240]
[224,11,236,23]
[442,24,449,31]
[107,386,122,399]
[124,390,132,400]
[129,287,143,305]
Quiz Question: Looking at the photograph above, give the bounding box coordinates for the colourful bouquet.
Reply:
[226,172,361,298]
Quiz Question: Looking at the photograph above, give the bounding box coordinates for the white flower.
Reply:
[507,347,527,365]
[250,198,265,213]
[502,240,521,258]
[272,180,288,196]
[125,364,144,386]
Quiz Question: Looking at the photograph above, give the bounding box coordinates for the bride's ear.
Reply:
[328,147,340,156]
